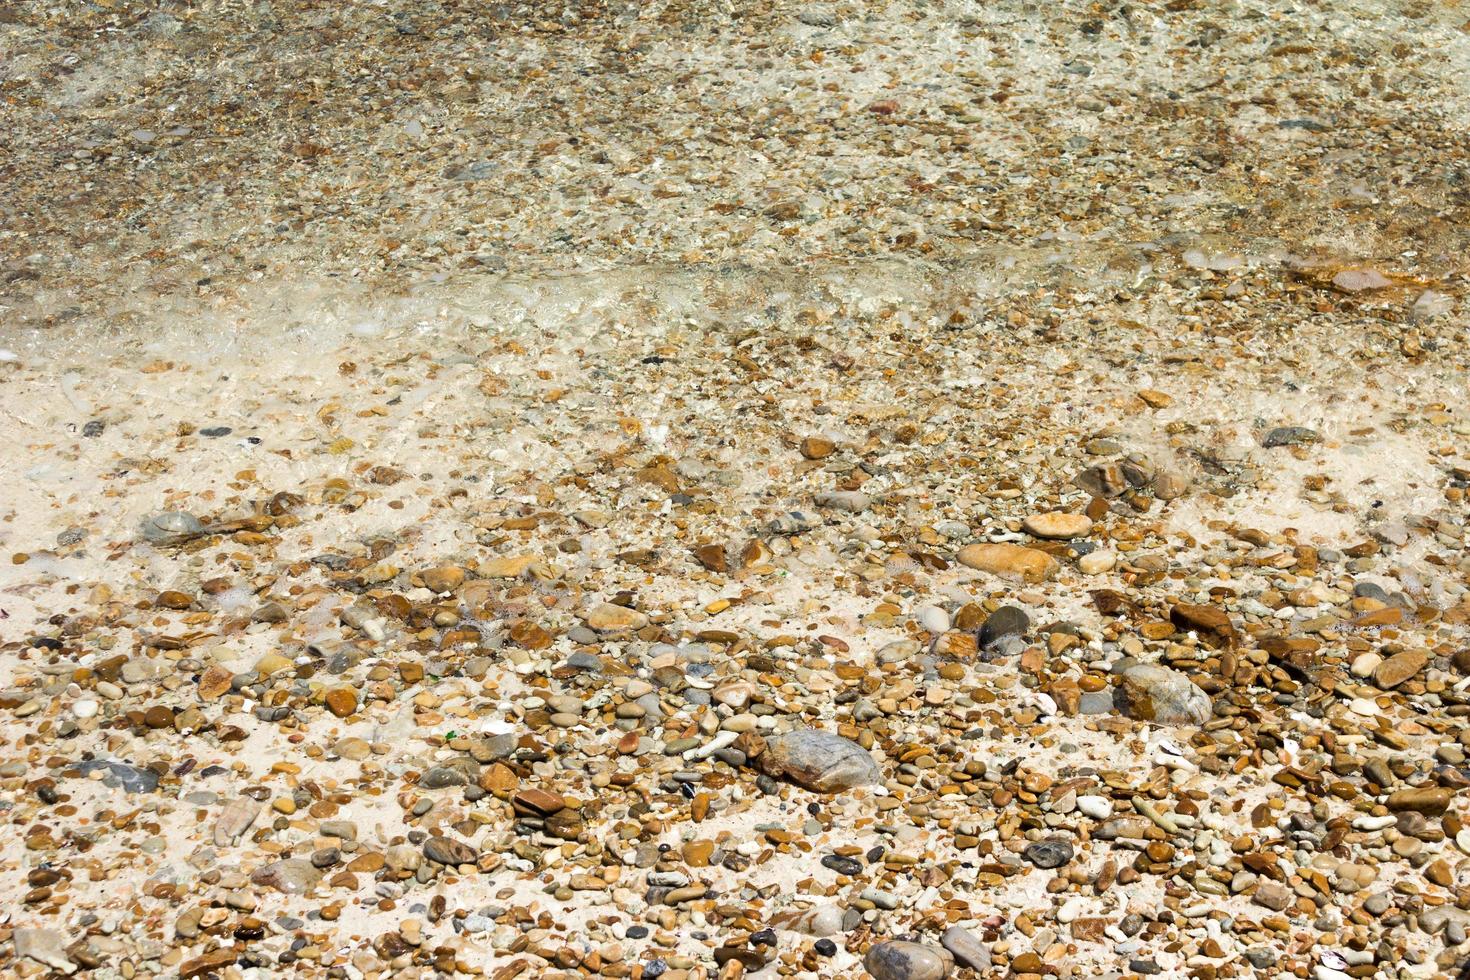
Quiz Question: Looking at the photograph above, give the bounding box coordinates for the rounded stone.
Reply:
[863,940,954,980]
[1022,511,1093,540]
[759,729,881,793]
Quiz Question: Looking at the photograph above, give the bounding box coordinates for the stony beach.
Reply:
[3,1,1470,979]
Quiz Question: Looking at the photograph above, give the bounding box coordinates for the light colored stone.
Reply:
[1022,511,1092,540]
[13,928,77,975]
[585,602,648,632]
[1115,663,1211,726]
[864,940,954,980]
[956,543,1059,583]
[760,729,881,793]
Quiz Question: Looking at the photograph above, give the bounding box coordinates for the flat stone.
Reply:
[73,759,159,794]
[813,490,871,513]
[423,836,478,865]
[179,949,237,979]
[939,926,990,972]
[1332,267,1392,292]
[1170,603,1237,647]
[511,788,567,816]
[863,940,954,980]
[759,729,881,793]
[250,858,322,895]
[1373,649,1427,689]
[13,928,77,974]
[1386,786,1454,815]
[325,687,358,718]
[1115,664,1211,726]
[1075,462,1128,499]
[1262,426,1320,448]
[214,796,261,846]
[585,602,649,632]
[799,436,836,459]
[979,606,1030,648]
[1022,511,1092,540]
[421,564,465,592]
[1253,881,1292,911]
[1151,467,1191,500]
[1078,550,1116,574]
[956,543,1058,583]
[197,664,234,700]
[139,510,206,545]
[482,555,538,578]
[1023,838,1074,869]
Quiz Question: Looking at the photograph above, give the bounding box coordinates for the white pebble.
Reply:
[1056,897,1088,923]
[916,605,951,634]
[72,699,98,719]
[1349,653,1381,678]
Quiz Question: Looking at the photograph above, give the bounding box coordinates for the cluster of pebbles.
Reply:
[3,0,1470,979]
[1,274,1468,980]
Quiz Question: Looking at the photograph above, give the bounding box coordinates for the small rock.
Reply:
[1075,462,1128,498]
[1373,649,1427,690]
[759,729,881,793]
[421,565,465,593]
[13,928,77,974]
[1151,466,1191,499]
[325,688,358,718]
[214,796,262,846]
[1262,426,1320,448]
[423,836,478,865]
[1022,512,1092,540]
[198,664,235,700]
[73,759,159,794]
[1386,786,1454,815]
[979,606,1029,648]
[250,858,322,895]
[813,490,870,513]
[863,940,954,980]
[1115,664,1212,725]
[799,436,836,459]
[586,603,648,632]
[1170,603,1237,647]
[1253,880,1292,911]
[139,510,207,545]
[1023,838,1074,869]
[1332,267,1392,292]
[940,926,991,971]
[956,543,1058,583]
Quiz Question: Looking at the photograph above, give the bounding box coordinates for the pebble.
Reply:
[1114,664,1212,725]
[250,859,322,895]
[939,926,990,971]
[586,602,649,632]
[13,928,77,974]
[759,729,881,792]
[214,796,262,846]
[139,510,206,544]
[1022,511,1093,540]
[956,543,1059,583]
[863,941,954,980]
[1262,426,1320,447]
[979,605,1030,648]
[1372,648,1427,689]
[1023,838,1074,869]
[1078,549,1116,574]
